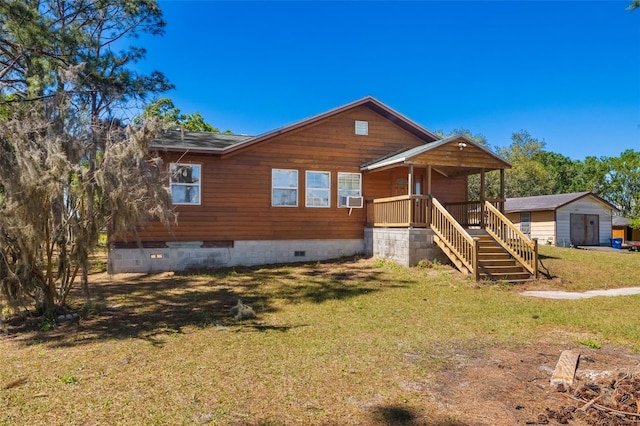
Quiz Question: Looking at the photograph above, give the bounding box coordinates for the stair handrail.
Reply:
[431,197,478,278]
[483,201,538,278]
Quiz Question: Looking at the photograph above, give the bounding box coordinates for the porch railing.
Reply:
[371,195,431,227]
[444,199,505,227]
[430,198,478,278]
[484,201,538,278]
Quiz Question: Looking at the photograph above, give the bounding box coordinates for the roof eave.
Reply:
[150,145,226,156]
[362,134,511,172]
[361,157,407,172]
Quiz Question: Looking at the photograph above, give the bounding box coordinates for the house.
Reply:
[503,192,619,247]
[612,216,640,245]
[108,97,538,281]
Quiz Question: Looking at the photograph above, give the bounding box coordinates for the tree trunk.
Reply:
[40,279,57,315]
[81,261,90,304]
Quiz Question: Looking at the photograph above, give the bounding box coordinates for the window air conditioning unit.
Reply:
[345,196,363,208]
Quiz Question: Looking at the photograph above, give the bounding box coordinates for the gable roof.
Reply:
[504,192,618,213]
[150,96,439,156]
[361,134,510,175]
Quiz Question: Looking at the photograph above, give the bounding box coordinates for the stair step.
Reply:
[478,244,501,250]
[481,270,529,277]
[433,228,536,283]
[480,264,524,271]
[478,257,516,266]
[479,267,528,274]
[478,250,511,257]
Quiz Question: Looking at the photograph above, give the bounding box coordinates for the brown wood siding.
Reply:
[125,106,469,243]
[362,167,465,203]
[410,138,508,169]
[430,172,467,204]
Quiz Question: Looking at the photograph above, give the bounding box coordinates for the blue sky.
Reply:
[131,1,639,160]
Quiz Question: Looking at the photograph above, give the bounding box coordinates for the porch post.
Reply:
[427,165,432,225]
[408,165,414,227]
[499,169,505,212]
[480,169,486,227]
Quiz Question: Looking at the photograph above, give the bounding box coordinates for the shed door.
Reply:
[570,214,599,246]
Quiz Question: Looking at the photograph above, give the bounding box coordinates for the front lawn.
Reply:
[2,247,639,425]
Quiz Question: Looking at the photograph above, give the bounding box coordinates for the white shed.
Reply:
[504,192,619,247]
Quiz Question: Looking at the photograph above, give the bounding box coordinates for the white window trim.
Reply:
[169,162,202,206]
[521,211,531,234]
[305,170,331,208]
[337,172,362,208]
[272,168,298,207]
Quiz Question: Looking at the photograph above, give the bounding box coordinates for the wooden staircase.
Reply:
[475,234,533,282]
[430,197,538,283]
[432,234,472,275]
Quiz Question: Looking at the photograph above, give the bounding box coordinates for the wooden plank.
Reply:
[550,350,580,387]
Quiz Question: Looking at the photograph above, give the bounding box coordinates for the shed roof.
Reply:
[504,192,618,213]
[612,216,631,227]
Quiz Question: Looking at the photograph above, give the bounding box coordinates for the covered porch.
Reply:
[361,135,538,282]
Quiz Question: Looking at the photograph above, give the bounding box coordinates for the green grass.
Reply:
[1,248,639,424]
[536,245,640,291]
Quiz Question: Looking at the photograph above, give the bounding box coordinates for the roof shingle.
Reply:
[151,130,253,152]
[504,192,617,213]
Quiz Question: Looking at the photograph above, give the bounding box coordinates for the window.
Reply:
[272,169,298,207]
[520,212,531,235]
[170,163,201,205]
[355,120,368,135]
[306,171,331,208]
[337,172,362,207]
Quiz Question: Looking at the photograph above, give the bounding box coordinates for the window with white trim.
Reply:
[169,163,201,205]
[272,169,298,207]
[306,171,331,208]
[337,172,362,207]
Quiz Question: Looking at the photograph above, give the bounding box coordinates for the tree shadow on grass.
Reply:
[538,253,559,260]
[369,404,468,425]
[4,258,415,347]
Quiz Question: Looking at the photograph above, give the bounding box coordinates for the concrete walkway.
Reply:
[521,287,640,300]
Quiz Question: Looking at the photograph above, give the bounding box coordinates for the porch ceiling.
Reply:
[361,134,511,177]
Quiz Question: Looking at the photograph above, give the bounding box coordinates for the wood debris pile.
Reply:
[542,372,640,425]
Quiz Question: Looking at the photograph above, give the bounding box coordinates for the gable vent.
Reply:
[355,120,368,136]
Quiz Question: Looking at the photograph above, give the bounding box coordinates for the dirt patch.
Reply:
[425,342,640,425]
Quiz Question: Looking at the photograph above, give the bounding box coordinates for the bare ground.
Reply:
[424,341,640,425]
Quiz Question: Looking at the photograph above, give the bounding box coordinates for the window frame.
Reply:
[337,172,362,208]
[271,168,299,207]
[169,162,202,206]
[305,170,331,208]
[355,120,369,136]
[520,211,531,235]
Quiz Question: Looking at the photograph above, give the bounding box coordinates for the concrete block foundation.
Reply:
[108,239,365,273]
[364,227,448,267]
